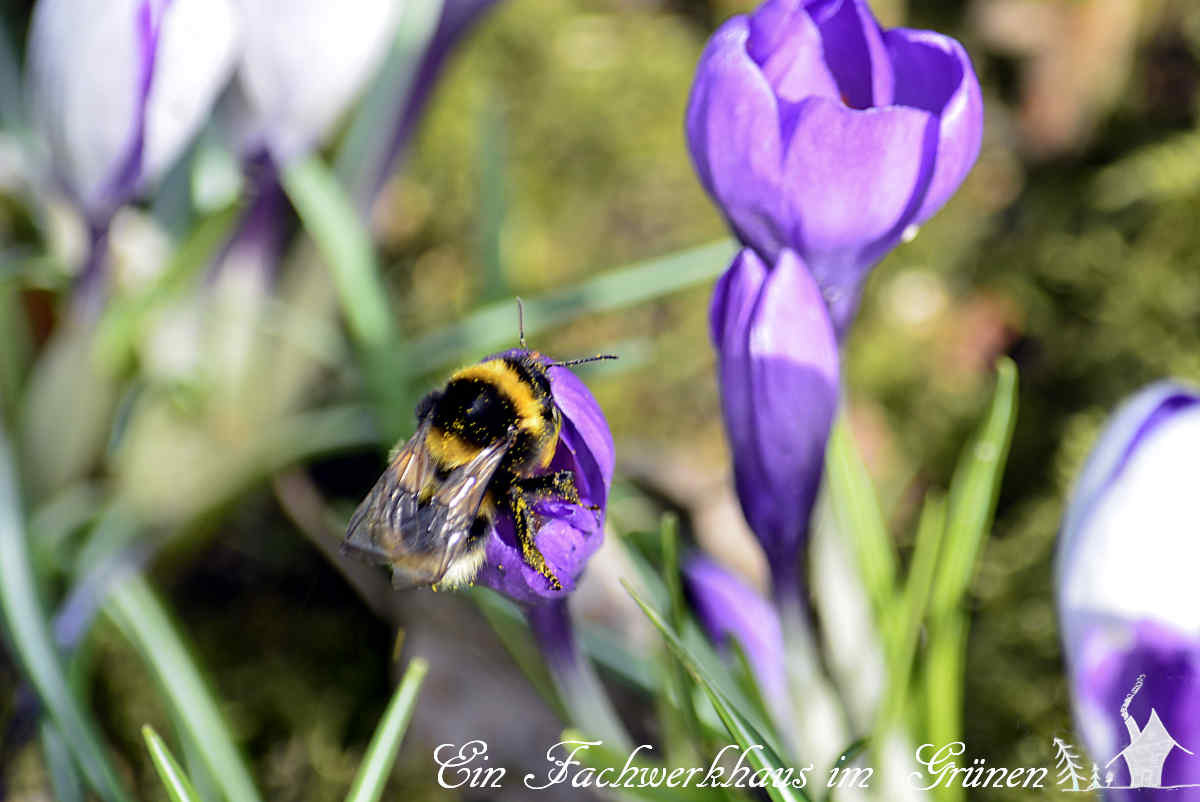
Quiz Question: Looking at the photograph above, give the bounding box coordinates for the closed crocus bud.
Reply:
[683,554,789,712]
[229,0,404,162]
[1058,383,1200,798]
[711,247,839,600]
[476,355,615,606]
[27,0,239,224]
[686,0,983,336]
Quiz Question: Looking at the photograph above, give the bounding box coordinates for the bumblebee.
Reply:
[342,309,613,591]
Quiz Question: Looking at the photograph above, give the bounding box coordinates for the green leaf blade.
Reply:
[624,581,813,802]
[143,725,202,802]
[923,358,1019,763]
[345,657,429,802]
[930,358,1020,616]
[282,157,394,349]
[826,419,897,635]
[106,575,263,802]
[0,429,132,802]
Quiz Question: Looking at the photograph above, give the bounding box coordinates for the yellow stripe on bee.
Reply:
[450,359,547,435]
[425,428,480,468]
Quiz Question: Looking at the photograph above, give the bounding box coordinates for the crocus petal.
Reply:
[1058,383,1200,795]
[231,0,403,161]
[808,0,893,108]
[1058,384,1200,646]
[480,513,602,606]
[685,1,982,340]
[710,248,769,523]
[712,248,839,586]
[746,0,840,107]
[27,0,237,221]
[1072,622,1200,797]
[685,17,788,262]
[683,555,790,712]
[549,364,615,509]
[886,28,983,225]
[782,97,936,334]
[141,1,240,185]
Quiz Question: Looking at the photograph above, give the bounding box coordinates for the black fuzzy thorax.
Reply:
[421,352,560,484]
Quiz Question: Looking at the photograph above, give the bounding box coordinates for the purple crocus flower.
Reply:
[686,0,983,335]
[1058,383,1200,798]
[683,554,790,713]
[27,0,239,226]
[475,355,614,606]
[710,247,839,600]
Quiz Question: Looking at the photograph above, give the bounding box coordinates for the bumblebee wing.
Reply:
[341,421,511,587]
[423,436,511,583]
[341,419,437,567]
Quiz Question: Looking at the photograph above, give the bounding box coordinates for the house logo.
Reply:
[1056,674,1198,792]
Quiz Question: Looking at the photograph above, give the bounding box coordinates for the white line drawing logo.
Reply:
[1058,673,1198,792]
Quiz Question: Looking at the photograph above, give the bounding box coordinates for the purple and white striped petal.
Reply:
[1058,383,1200,797]
[27,0,238,223]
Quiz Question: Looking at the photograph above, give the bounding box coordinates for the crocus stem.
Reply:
[526,599,631,751]
[213,156,291,284]
[72,224,110,324]
[775,585,850,776]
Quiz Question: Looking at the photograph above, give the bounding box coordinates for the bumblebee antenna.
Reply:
[550,354,619,368]
[516,297,527,348]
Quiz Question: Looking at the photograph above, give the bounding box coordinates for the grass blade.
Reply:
[40,720,85,802]
[142,725,202,802]
[877,493,946,734]
[106,575,263,802]
[825,418,897,639]
[659,514,703,758]
[624,581,812,802]
[345,657,429,802]
[392,239,737,379]
[578,625,658,696]
[929,358,1018,616]
[283,157,394,349]
[924,359,1018,763]
[0,428,132,802]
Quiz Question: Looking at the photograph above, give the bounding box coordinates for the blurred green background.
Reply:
[4,0,1200,799]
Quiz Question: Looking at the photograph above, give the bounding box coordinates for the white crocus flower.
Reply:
[228,0,405,162]
[27,0,239,224]
[1058,382,1200,798]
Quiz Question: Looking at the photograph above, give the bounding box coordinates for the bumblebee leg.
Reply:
[512,471,582,505]
[523,470,602,512]
[506,486,564,591]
